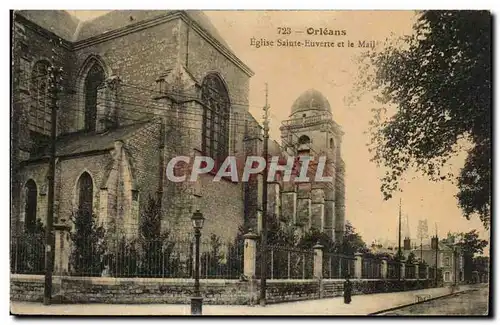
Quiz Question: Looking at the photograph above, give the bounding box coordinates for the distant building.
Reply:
[409,236,464,284]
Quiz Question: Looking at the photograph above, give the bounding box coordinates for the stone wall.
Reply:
[11,275,252,305]
[322,279,434,298]
[260,280,320,304]
[11,275,435,305]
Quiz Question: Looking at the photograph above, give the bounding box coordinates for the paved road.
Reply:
[11,285,481,316]
[379,286,489,316]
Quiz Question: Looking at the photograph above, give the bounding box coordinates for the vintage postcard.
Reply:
[10,9,491,316]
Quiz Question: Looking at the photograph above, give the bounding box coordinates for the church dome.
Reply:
[290,89,331,116]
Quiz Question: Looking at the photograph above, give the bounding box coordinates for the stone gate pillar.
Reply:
[243,229,259,306]
[53,220,71,276]
[354,253,363,279]
[400,259,406,279]
[243,229,259,278]
[381,257,388,279]
[313,242,324,279]
[313,242,324,298]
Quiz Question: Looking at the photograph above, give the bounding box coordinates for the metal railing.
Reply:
[362,257,382,279]
[256,245,315,280]
[387,260,400,279]
[322,252,355,279]
[405,264,416,279]
[418,264,427,279]
[11,235,243,279]
[10,234,46,275]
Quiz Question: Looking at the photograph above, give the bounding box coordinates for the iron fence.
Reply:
[322,252,355,279]
[387,260,400,279]
[362,257,382,279]
[10,234,46,275]
[11,234,243,279]
[418,264,427,279]
[405,264,416,279]
[256,244,315,280]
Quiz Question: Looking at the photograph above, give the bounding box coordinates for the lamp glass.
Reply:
[191,210,205,230]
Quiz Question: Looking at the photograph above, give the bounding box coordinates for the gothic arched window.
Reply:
[30,61,51,135]
[24,179,37,232]
[77,172,93,214]
[84,64,105,132]
[201,73,230,165]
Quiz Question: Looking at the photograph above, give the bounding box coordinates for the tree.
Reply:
[455,229,488,282]
[200,234,226,278]
[455,229,488,255]
[406,251,417,264]
[267,213,297,247]
[138,196,176,277]
[356,11,491,227]
[224,225,247,279]
[335,221,368,255]
[472,255,489,282]
[11,219,46,274]
[69,209,107,276]
[297,228,335,250]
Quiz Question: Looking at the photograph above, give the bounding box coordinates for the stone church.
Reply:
[11,10,345,260]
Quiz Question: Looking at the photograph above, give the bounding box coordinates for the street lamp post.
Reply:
[191,209,205,315]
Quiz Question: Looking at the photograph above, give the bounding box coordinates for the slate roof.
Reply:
[16,10,234,53]
[54,121,152,157]
[26,121,152,160]
[15,10,80,41]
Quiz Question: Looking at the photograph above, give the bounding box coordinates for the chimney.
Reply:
[403,237,411,251]
[431,236,439,250]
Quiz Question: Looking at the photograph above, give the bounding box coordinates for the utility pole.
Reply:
[44,40,63,305]
[259,83,270,307]
[434,223,439,287]
[398,198,402,280]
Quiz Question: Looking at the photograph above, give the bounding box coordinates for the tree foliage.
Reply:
[406,251,417,264]
[357,11,491,227]
[336,221,369,255]
[446,229,488,282]
[69,209,107,276]
[455,229,488,256]
[472,255,489,275]
[138,196,178,277]
[11,219,46,274]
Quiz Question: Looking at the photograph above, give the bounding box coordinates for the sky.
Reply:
[70,10,490,251]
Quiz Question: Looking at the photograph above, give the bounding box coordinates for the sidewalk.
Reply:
[11,284,479,316]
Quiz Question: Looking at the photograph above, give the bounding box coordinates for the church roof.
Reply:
[55,121,152,157]
[16,10,233,52]
[15,10,80,41]
[290,89,332,116]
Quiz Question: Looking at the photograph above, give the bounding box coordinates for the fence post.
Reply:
[53,220,71,276]
[426,265,430,279]
[354,253,363,279]
[243,229,259,278]
[400,259,406,279]
[313,242,323,298]
[414,262,419,280]
[243,229,259,306]
[313,242,323,279]
[381,257,388,279]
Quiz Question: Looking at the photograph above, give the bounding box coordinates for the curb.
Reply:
[368,288,478,315]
